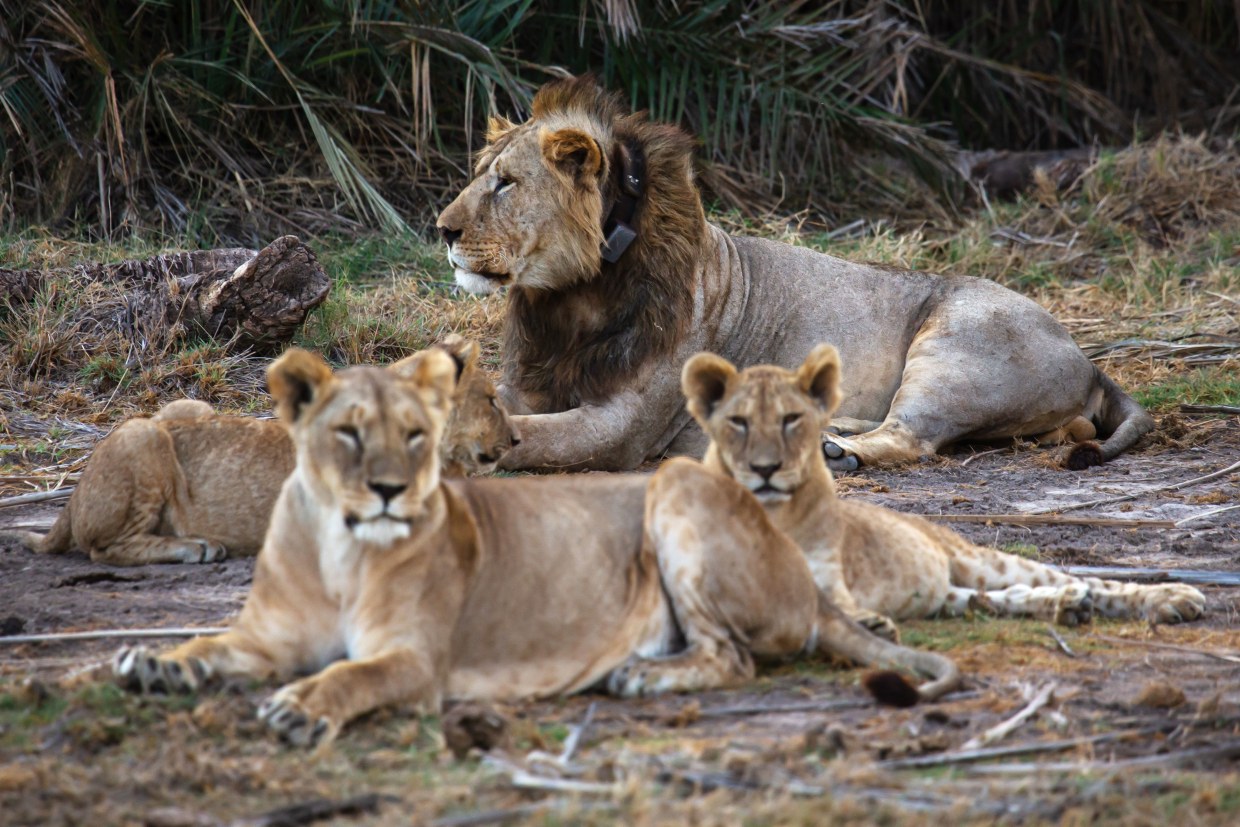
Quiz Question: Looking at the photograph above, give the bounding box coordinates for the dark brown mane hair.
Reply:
[503,75,707,411]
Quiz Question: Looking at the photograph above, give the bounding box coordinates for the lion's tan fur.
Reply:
[685,347,1207,630]
[112,350,959,746]
[6,338,516,566]
[437,76,1152,471]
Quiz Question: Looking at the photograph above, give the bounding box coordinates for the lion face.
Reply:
[683,346,842,503]
[267,348,457,546]
[436,116,609,295]
[394,334,518,475]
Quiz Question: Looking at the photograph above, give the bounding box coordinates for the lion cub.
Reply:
[112,347,959,747]
[684,345,1207,631]
[5,336,517,566]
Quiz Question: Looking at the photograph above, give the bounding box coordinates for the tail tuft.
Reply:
[1062,440,1103,471]
[862,670,920,708]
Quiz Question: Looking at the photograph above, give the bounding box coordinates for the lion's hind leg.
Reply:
[1082,580,1205,623]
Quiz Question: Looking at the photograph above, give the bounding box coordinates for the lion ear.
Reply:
[435,334,479,382]
[393,348,458,413]
[540,127,604,183]
[486,115,516,143]
[682,352,738,424]
[796,344,842,418]
[268,348,334,424]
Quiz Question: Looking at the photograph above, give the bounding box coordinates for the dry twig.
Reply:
[0,627,227,645]
[960,684,1057,751]
[0,488,75,509]
[1027,458,1240,515]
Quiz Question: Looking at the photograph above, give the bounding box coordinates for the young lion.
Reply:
[683,346,1207,632]
[3,336,517,566]
[112,348,960,746]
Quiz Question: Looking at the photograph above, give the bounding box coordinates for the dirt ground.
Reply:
[1,414,1238,826]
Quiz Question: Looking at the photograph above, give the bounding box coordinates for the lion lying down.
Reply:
[436,75,1152,473]
[682,345,1206,634]
[113,347,959,746]
[4,336,517,566]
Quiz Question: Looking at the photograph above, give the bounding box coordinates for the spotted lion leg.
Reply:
[1083,580,1206,623]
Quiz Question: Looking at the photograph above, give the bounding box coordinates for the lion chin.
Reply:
[454,268,508,295]
[348,517,412,546]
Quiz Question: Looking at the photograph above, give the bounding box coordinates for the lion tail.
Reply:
[816,592,961,705]
[0,503,73,554]
[1065,368,1154,469]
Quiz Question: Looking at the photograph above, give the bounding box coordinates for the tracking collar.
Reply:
[601,139,645,263]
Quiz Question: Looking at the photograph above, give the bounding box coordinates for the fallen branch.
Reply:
[0,626,227,645]
[1176,504,1240,526]
[964,740,1240,775]
[878,727,1165,770]
[960,684,1056,751]
[0,236,330,353]
[1058,566,1240,586]
[925,513,1173,529]
[1180,403,1240,415]
[1090,634,1240,664]
[235,793,401,827]
[1027,458,1240,515]
[0,488,75,509]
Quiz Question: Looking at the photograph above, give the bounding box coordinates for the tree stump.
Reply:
[0,236,330,352]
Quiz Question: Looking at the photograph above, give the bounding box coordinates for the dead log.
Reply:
[0,236,330,352]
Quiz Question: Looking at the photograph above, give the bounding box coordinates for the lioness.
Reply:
[3,336,517,566]
[436,76,1151,472]
[682,345,1206,631]
[113,347,960,746]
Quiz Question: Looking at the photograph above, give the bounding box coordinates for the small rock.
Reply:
[0,615,25,636]
[1132,681,1187,709]
[442,702,510,760]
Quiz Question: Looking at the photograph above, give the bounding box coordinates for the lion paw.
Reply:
[823,438,860,473]
[1143,584,1206,624]
[257,686,335,747]
[114,645,210,694]
[853,611,900,643]
[1053,583,1094,627]
[190,539,228,564]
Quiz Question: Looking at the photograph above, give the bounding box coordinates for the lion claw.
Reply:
[114,645,208,694]
[258,690,334,747]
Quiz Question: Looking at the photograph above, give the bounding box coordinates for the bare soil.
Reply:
[1,416,1238,826]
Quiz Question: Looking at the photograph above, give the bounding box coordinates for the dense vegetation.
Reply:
[2,1,1237,242]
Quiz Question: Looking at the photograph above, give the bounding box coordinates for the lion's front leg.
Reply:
[114,630,281,694]
[258,649,439,747]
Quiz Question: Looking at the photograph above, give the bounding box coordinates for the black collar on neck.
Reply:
[600,139,645,263]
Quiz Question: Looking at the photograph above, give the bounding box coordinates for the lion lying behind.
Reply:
[113,347,959,746]
[436,75,1152,473]
[682,345,1207,633]
[4,336,517,566]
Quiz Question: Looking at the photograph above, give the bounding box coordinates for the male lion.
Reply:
[112,348,960,746]
[3,336,517,566]
[682,344,1206,632]
[436,76,1151,473]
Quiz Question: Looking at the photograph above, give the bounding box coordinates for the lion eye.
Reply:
[783,413,803,429]
[407,429,425,446]
[336,425,361,449]
[727,416,748,433]
[494,175,514,195]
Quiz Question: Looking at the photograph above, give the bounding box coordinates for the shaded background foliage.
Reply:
[1,0,1237,243]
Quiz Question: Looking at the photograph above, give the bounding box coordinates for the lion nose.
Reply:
[750,462,781,480]
[369,481,407,503]
[438,224,462,246]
